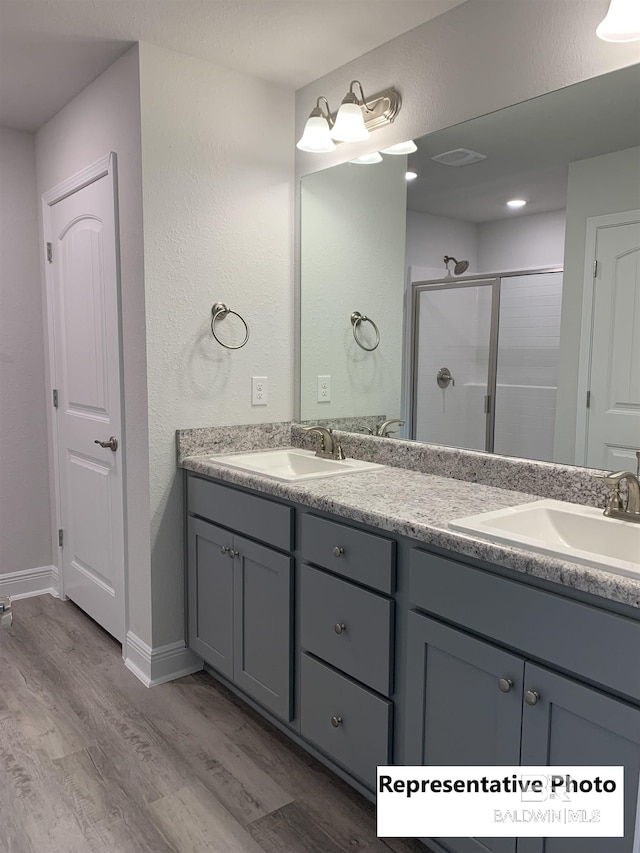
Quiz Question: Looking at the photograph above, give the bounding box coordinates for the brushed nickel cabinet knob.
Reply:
[331,715,343,728]
[524,689,540,706]
[498,677,513,693]
[334,623,346,635]
[333,546,344,558]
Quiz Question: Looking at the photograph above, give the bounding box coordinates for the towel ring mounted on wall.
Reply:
[211,302,250,350]
[351,311,380,351]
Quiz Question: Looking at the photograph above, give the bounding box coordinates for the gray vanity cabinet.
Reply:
[519,665,640,853]
[405,611,524,853]
[187,477,294,721]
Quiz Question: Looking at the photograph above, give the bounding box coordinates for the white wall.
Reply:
[477,209,566,273]
[555,145,640,463]
[138,42,294,647]
[0,127,52,575]
[405,211,478,279]
[35,46,152,644]
[300,156,407,420]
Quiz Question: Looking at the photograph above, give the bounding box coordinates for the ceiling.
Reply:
[406,63,640,223]
[0,0,465,131]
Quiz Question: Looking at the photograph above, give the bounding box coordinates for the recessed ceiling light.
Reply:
[507,199,527,208]
[406,171,418,181]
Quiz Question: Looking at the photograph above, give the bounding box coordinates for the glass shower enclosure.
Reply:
[409,268,564,461]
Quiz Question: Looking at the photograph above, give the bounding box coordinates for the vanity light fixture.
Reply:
[507,198,527,208]
[406,171,418,181]
[296,97,336,153]
[297,81,401,152]
[380,140,418,155]
[350,152,383,164]
[596,0,640,41]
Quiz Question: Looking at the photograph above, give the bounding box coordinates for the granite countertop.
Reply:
[180,452,640,611]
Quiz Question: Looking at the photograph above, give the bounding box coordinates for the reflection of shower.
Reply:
[444,255,469,276]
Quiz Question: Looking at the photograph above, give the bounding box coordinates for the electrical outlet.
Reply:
[251,376,268,406]
[317,375,331,403]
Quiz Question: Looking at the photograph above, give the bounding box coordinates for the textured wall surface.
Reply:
[300,155,407,421]
[35,46,152,643]
[138,41,294,646]
[0,127,52,574]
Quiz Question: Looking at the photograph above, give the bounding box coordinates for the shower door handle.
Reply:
[437,367,455,388]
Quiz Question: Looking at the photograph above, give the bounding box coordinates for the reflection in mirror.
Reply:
[299,64,640,470]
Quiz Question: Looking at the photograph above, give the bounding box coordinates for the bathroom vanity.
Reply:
[181,440,640,853]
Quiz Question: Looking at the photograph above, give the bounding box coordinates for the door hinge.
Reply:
[47,242,53,263]
[58,529,64,547]
[484,394,491,415]
[586,390,591,408]
[53,389,58,408]
[593,259,598,278]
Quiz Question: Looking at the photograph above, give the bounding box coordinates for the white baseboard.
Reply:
[124,631,203,687]
[0,565,59,600]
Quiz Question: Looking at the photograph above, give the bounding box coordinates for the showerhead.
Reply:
[443,255,469,276]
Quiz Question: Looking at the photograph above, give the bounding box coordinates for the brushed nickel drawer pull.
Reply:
[334,623,346,635]
[524,689,540,706]
[228,549,239,559]
[498,677,513,693]
[331,715,343,728]
[221,546,230,555]
[333,546,344,557]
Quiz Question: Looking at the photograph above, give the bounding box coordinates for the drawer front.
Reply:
[300,653,392,789]
[301,565,393,696]
[300,513,395,594]
[188,475,294,551]
[410,548,640,703]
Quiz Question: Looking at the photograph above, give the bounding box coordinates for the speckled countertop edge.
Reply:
[180,453,640,611]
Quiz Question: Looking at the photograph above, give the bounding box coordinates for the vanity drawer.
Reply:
[409,548,640,703]
[188,475,294,552]
[300,513,395,593]
[300,653,392,789]
[301,565,393,696]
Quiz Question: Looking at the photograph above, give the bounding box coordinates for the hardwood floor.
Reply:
[0,596,431,853]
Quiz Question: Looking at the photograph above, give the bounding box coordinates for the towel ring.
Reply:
[351,311,380,351]
[211,302,249,350]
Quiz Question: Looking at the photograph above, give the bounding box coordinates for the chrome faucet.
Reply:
[301,426,345,460]
[598,451,640,523]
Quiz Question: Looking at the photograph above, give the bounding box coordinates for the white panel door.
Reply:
[586,218,640,470]
[47,160,125,642]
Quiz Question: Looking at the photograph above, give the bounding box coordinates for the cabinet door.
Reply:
[187,517,234,678]
[405,611,524,853]
[519,664,640,853]
[233,534,293,721]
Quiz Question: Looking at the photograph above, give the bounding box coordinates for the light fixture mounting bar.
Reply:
[329,87,401,133]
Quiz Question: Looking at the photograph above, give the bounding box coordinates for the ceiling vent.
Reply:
[431,148,487,167]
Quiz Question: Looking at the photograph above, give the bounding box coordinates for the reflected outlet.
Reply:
[317,375,331,403]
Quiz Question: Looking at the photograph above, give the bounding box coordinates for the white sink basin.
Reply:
[209,447,383,482]
[450,499,640,580]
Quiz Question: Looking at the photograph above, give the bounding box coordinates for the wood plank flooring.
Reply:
[0,596,432,853]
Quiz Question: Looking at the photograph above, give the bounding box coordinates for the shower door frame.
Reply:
[408,266,563,453]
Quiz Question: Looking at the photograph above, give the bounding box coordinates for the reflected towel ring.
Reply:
[211,302,250,350]
[351,311,380,351]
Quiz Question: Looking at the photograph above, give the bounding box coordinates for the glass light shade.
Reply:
[596,0,640,41]
[381,140,418,155]
[296,116,336,153]
[330,103,370,142]
[350,152,383,164]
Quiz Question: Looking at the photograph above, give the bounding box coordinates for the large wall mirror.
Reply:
[299,64,640,471]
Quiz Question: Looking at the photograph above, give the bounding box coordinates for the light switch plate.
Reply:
[252,376,268,405]
[317,375,331,403]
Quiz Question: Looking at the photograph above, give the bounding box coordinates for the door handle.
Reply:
[94,436,118,452]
